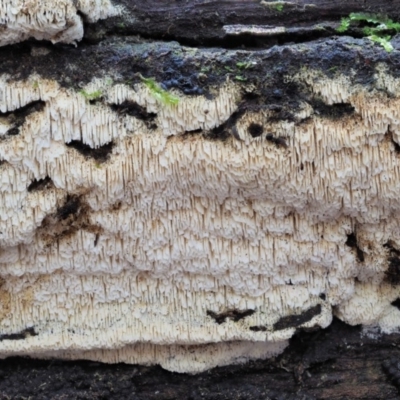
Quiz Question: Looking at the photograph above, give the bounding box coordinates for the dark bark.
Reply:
[86,0,400,46]
[0,320,399,399]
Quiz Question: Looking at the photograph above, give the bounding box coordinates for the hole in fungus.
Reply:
[27,176,54,192]
[110,101,157,129]
[384,241,400,285]
[272,304,322,331]
[66,140,114,163]
[207,309,255,324]
[319,293,326,301]
[345,233,365,262]
[1,101,45,136]
[391,298,400,310]
[0,327,37,341]
[57,195,81,220]
[266,133,288,148]
[247,123,263,138]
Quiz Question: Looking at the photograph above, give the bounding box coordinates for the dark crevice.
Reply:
[0,327,37,341]
[391,298,400,310]
[110,101,157,129]
[385,130,400,153]
[247,123,263,138]
[207,93,261,141]
[249,326,268,332]
[183,128,203,136]
[1,100,45,137]
[266,133,288,148]
[250,305,322,333]
[27,176,54,192]
[84,21,339,51]
[273,304,322,331]
[345,232,365,262]
[66,140,114,163]
[312,101,355,119]
[384,241,400,285]
[207,309,255,324]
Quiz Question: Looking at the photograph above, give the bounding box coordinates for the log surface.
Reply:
[2,0,400,397]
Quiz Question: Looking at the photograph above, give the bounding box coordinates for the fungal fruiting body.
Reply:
[1,64,400,373]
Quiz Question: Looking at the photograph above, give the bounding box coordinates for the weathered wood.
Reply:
[88,0,400,45]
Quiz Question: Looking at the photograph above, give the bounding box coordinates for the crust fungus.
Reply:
[0,0,120,46]
[2,39,400,372]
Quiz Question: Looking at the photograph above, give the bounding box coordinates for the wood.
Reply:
[89,0,400,45]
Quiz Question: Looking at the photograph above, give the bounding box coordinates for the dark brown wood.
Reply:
[88,0,400,45]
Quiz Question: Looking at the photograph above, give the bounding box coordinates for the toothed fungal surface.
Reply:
[1,36,400,373]
[0,0,120,46]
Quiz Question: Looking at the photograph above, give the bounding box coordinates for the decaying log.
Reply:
[2,0,400,397]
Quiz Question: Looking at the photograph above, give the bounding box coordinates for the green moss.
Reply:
[139,75,179,105]
[337,13,400,52]
[79,89,103,101]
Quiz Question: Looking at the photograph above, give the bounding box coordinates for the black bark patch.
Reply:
[66,140,114,163]
[0,327,37,341]
[345,233,365,263]
[207,309,255,324]
[247,123,263,138]
[56,195,81,220]
[1,100,45,137]
[273,304,322,331]
[384,241,400,285]
[312,101,355,120]
[266,133,288,148]
[382,357,400,391]
[27,176,54,192]
[110,101,157,129]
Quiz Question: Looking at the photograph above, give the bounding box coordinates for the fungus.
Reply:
[2,67,400,373]
[0,0,120,46]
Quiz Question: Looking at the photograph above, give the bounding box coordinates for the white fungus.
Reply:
[1,67,400,373]
[0,0,120,46]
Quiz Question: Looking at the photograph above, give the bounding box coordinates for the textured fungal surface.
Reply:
[2,27,400,372]
[0,0,120,46]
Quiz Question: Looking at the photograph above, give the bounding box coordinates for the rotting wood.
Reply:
[1,0,400,397]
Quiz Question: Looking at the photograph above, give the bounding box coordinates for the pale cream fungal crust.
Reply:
[2,66,400,373]
[0,0,120,46]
